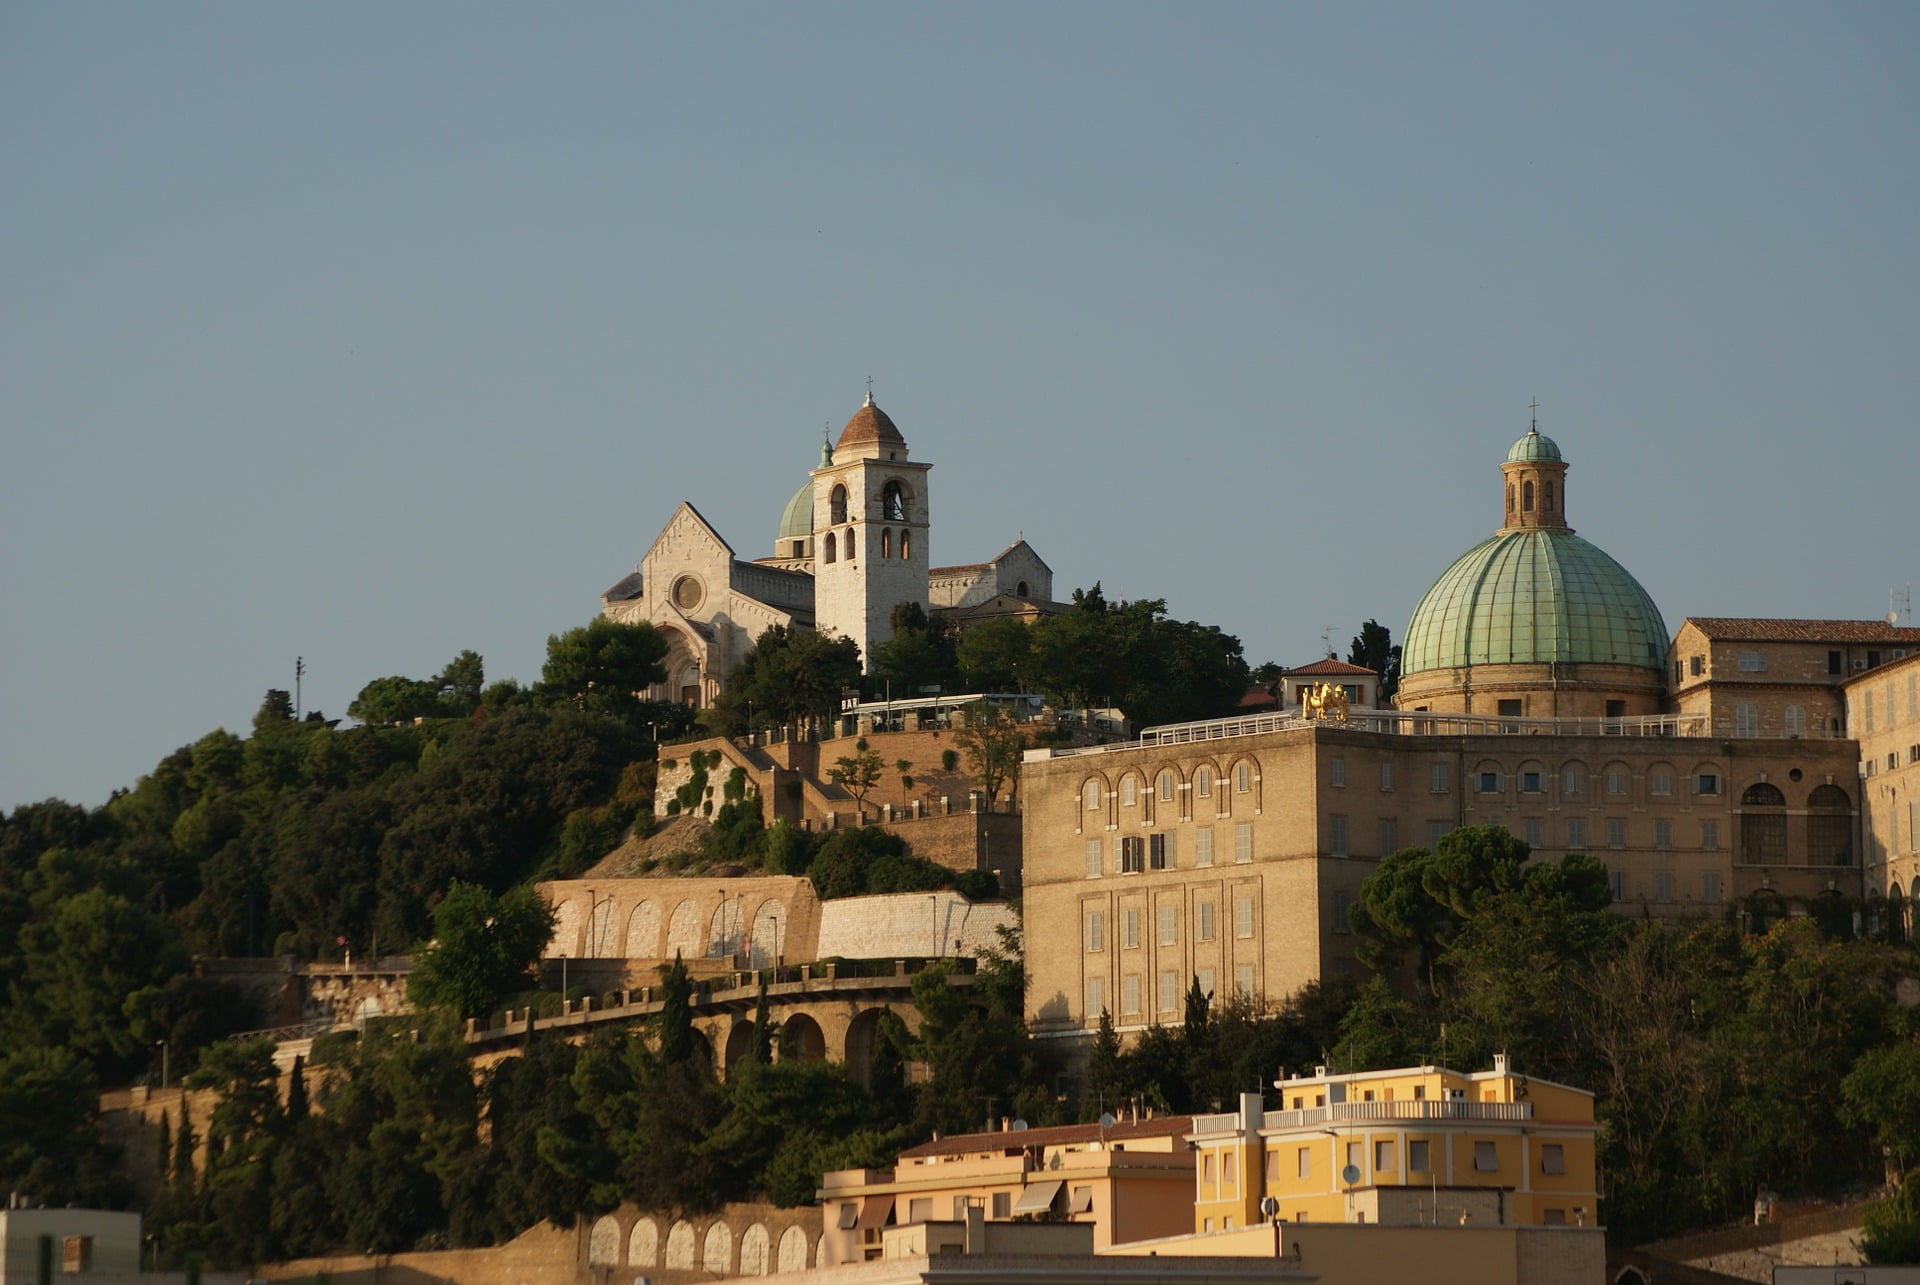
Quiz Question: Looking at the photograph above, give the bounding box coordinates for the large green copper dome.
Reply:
[777,479,814,541]
[1401,529,1668,674]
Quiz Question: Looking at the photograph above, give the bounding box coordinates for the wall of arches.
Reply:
[584,1203,822,1277]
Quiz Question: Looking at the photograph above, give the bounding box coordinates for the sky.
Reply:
[3,3,1916,812]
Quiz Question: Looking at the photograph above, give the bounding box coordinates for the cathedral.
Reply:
[600,393,1056,706]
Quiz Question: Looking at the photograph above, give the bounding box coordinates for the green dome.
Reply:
[777,479,814,542]
[1506,429,1562,462]
[1401,530,1668,675]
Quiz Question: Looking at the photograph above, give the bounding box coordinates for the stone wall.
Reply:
[816,892,1018,961]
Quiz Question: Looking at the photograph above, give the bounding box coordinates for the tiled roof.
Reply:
[836,395,905,450]
[602,571,643,602]
[897,1115,1195,1160]
[1283,659,1377,677]
[930,562,990,576]
[1684,618,1920,644]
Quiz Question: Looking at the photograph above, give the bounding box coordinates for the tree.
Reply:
[435,650,486,707]
[715,625,863,734]
[408,882,557,1020]
[951,704,1026,806]
[955,616,1034,693]
[1347,619,1402,703]
[829,740,884,819]
[0,1046,121,1206]
[539,618,670,720]
[348,675,443,727]
[870,603,960,698]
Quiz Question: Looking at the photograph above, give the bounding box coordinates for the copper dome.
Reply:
[836,393,905,452]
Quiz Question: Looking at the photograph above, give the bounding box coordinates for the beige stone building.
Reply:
[1849,649,1920,934]
[1022,424,1906,1040]
[601,393,1057,703]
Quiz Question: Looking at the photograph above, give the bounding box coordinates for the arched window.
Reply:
[1506,484,1514,516]
[1522,480,1535,512]
[829,485,848,524]
[880,528,892,559]
[1017,580,1030,596]
[1740,782,1787,865]
[822,532,836,564]
[882,481,906,521]
[900,530,911,560]
[1806,784,1852,865]
[1544,479,1556,513]
[845,528,856,559]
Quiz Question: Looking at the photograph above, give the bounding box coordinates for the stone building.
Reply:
[1849,649,1920,933]
[601,393,1057,705]
[1021,422,1905,1042]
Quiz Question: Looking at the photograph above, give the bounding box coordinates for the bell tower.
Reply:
[811,391,931,668]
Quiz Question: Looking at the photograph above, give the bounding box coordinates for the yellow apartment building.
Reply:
[1189,1058,1597,1232]
[817,1114,1197,1264]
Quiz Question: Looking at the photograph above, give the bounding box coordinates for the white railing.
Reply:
[1191,1099,1534,1136]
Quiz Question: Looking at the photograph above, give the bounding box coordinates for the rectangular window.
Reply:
[1297,1147,1311,1178]
[1158,970,1178,1012]
[952,1196,970,1220]
[1159,903,1178,946]
[1702,872,1721,903]
[1737,650,1766,672]
[1375,1140,1394,1170]
[1523,817,1542,848]
[1474,1141,1498,1172]
[1655,871,1674,902]
[1498,698,1523,717]
[1329,814,1348,856]
[1121,974,1141,1015]
[1606,770,1627,796]
[1084,839,1102,878]
[1541,1144,1566,1175]
[1478,771,1500,793]
[1829,649,1843,676]
[1408,1140,1430,1172]
[1649,769,1672,796]
[1735,703,1759,738]
[992,1191,1011,1218]
[1197,967,1215,999]
[1195,827,1214,867]
[1235,964,1253,999]
[1223,1151,1235,1184]
[1379,818,1398,855]
[1332,890,1351,934]
[1380,762,1394,791]
[1196,768,1212,798]
[1697,773,1720,796]
[1148,832,1172,871]
[1158,773,1174,802]
[1701,819,1719,849]
[909,1197,931,1222]
[1122,776,1137,806]
[1236,763,1251,793]
[1654,819,1671,849]
[1785,705,1806,737]
[1234,896,1254,939]
[1543,1209,1567,1226]
[1234,823,1253,864]
[1691,654,1706,677]
[1610,870,1626,901]
[1120,836,1145,874]
[1346,1141,1362,1170]
[1198,902,1216,941]
[1566,818,1586,849]
[1330,756,1346,787]
[1430,763,1450,793]
[1608,818,1627,849]
[1085,912,1105,952]
[1522,771,1543,792]
[1122,908,1140,949]
[1085,977,1104,1018]
[1563,768,1583,795]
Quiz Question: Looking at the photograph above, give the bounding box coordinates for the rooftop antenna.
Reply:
[1891,584,1912,627]
[294,656,304,720]
[1321,626,1336,659]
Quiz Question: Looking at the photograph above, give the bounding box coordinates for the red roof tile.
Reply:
[1683,618,1920,644]
[1283,659,1377,677]
[897,1115,1196,1159]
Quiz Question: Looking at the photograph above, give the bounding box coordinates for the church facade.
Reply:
[601,393,1056,707]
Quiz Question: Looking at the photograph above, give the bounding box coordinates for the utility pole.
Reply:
[295,656,305,718]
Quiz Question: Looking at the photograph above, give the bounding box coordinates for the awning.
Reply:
[855,1196,893,1230]
[837,1203,859,1230]
[1011,1179,1064,1215]
[1069,1186,1094,1214]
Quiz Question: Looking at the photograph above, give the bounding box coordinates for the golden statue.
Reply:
[1302,681,1351,722]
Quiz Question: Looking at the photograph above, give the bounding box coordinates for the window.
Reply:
[1158,970,1178,1012]
[1235,964,1254,999]
[1701,819,1719,850]
[1563,768,1584,795]
[880,528,892,558]
[1523,817,1542,848]
[1120,837,1145,874]
[1380,762,1394,790]
[1085,912,1105,952]
[1196,767,1212,797]
[1223,1152,1236,1184]
[1649,769,1672,796]
[1121,908,1140,949]
[1522,479,1534,511]
[1408,1140,1430,1172]
[1541,1144,1566,1175]
[1234,897,1254,939]
[1330,815,1348,856]
[1430,763,1450,793]
[1235,823,1253,864]
[1330,757,1346,787]
[1084,839,1102,877]
[1428,821,1451,846]
[1566,818,1586,849]
[829,485,848,524]
[952,1196,970,1219]
[1478,771,1500,793]
[1157,772,1174,802]
[822,532,837,563]
[882,480,905,521]
[1235,763,1252,793]
[992,1192,1012,1218]
[1654,819,1672,849]
[1697,773,1720,796]
[1198,902,1216,941]
[1785,705,1806,737]
[1346,1141,1362,1170]
[1148,833,1172,870]
[1159,904,1177,946]
[1197,967,1215,998]
[1543,1209,1567,1226]
[1691,655,1706,677]
[900,530,910,559]
[908,1196,930,1221]
[1829,649,1843,676]
[1606,770,1627,796]
[1522,771,1543,793]
[1298,1147,1311,1178]
[1375,1140,1395,1170]
[1122,776,1137,807]
[1702,872,1721,902]
[1121,975,1141,1015]
[1655,871,1674,902]
[1474,1141,1498,1172]
[1083,780,1102,812]
[1379,818,1398,855]
[1195,827,1214,867]
[845,528,855,559]
[1738,650,1766,672]
[1085,977,1103,1017]
[1499,698,1523,717]
[1331,890,1351,934]
[1609,870,1626,901]
[1735,703,1758,738]
[1607,818,1627,849]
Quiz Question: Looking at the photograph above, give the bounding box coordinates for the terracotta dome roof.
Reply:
[836,393,905,451]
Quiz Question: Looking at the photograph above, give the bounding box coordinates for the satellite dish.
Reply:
[1011,1119,1028,1131]
[1890,611,1901,626]
[1341,1164,1361,1186]
[1098,1112,1116,1129]
[1260,1195,1279,1220]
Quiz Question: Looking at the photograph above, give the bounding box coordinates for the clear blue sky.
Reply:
[4,3,1915,811]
